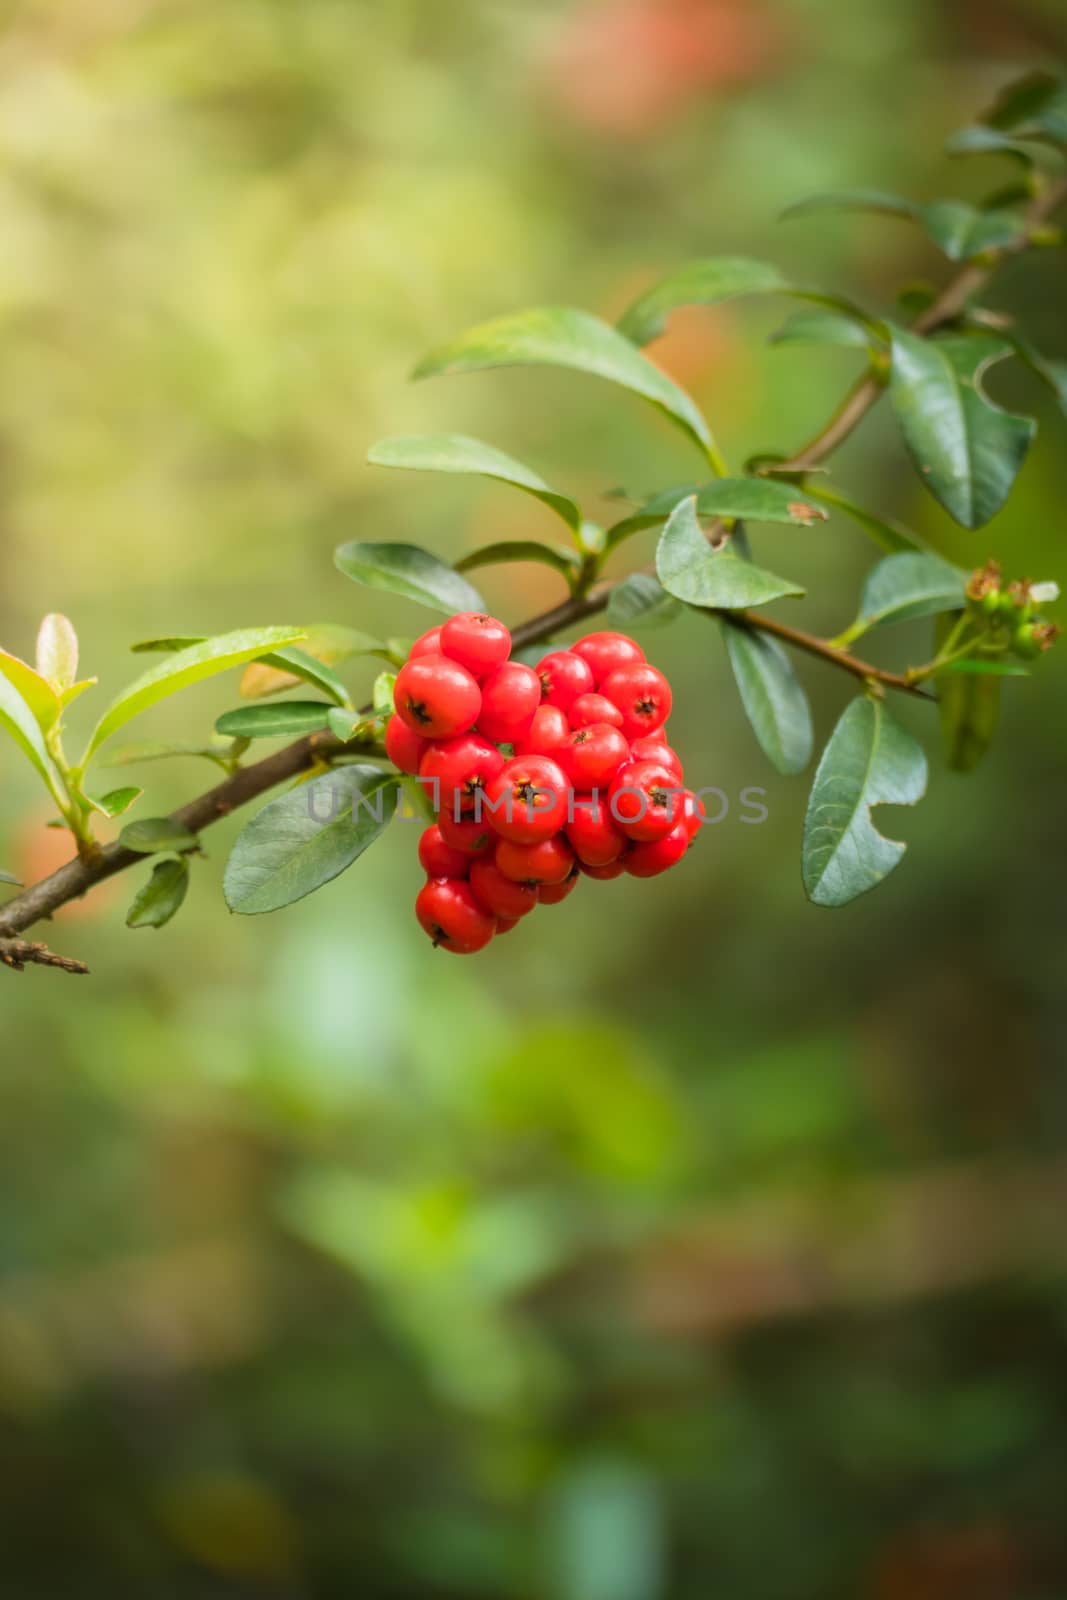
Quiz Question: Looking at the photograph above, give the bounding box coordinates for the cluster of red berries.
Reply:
[385,612,701,954]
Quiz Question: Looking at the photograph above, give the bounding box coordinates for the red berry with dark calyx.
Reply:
[437,809,494,856]
[565,795,626,866]
[483,755,569,844]
[477,660,541,744]
[469,858,538,919]
[630,733,683,780]
[416,878,496,953]
[419,733,504,815]
[599,662,672,738]
[418,825,472,879]
[572,631,645,685]
[409,626,443,658]
[562,723,629,790]
[385,713,426,775]
[394,654,481,739]
[568,692,625,730]
[537,649,594,711]
[515,703,571,757]
[495,834,574,887]
[440,611,512,677]
[538,866,580,904]
[624,822,689,877]
[609,758,682,842]
[579,857,626,880]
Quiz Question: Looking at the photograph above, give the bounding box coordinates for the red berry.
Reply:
[609,758,683,842]
[624,822,689,877]
[495,916,521,934]
[393,654,481,739]
[537,649,594,711]
[419,733,504,815]
[384,713,426,775]
[416,878,496,953]
[409,626,443,658]
[572,631,645,685]
[679,789,705,841]
[568,692,625,730]
[561,722,630,790]
[495,834,574,887]
[482,755,569,844]
[537,866,580,904]
[418,825,472,879]
[437,809,493,856]
[469,857,538,919]
[565,794,626,866]
[476,660,541,744]
[630,733,683,780]
[515,703,571,757]
[579,858,626,880]
[440,611,511,677]
[600,663,672,739]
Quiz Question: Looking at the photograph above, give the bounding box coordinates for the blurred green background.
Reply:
[2,1,1066,1595]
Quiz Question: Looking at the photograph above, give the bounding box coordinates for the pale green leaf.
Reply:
[334,541,485,616]
[35,614,79,690]
[616,256,789,345]
[0,648,61,733]
[368,434,581,533]
[88,786,143,818]
[0,670,62,798]
[120,817,199,854]
[655,496,804,610]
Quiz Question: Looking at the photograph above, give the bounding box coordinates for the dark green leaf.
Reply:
[120,817,199,855]
[656,496,804,610]
[946,124,1046,166]
[455,540,579,581]
[248,647,351,706]
[413,306,713,457]
[368,434,581,533]
[838,552,968,644]
[608,477,828,549]
[770,310,873,349]
[803,486,924,554]
[223,766,398,915]
[888,329,1036,528]
[802,697,928,907]
[334,541,485,616]
[126,858,189,930]
[920,200,1025,262]
[215,702,332,739]
[982,71,1067,142]
[723,623,813,775]
[606,574,681,630]
[88,786,143,818]
[616,257,789,345]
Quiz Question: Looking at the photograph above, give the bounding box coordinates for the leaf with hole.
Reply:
[606,574,681,630]
[334,541,485,616]
[413,305,713,457]
[126,858,189,930]
[723,623,813,775]
[368,434,581,533]
[83,626,306,763]
[837,552,968,644]
[656,496,804,610]
[888,329,1035,528]
[224,766,398,915]
[802,697,928,907]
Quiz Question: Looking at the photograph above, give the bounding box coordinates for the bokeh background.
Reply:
[2,1,1066,1595]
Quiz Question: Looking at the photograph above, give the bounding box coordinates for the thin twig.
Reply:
[0,937,90,975]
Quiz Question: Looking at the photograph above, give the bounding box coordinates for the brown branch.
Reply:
[3,174,1064,960]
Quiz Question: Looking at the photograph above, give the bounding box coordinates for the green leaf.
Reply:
[1002,335,1067,418]
[368,434,581,533]
[608,477,828,549]
[224,766,398,915]
[130,635,207,653]
[215,702,333,739]
[723,623,813,775]
[35,614,79,690]
[0,869,22,887]
[934,613,1001,771]
[372,672,396,714]
[802,486,924,554]
[334,541,485,616]
[100,739,237,768]
[126,858,189,930]
[326,707,376,743]
[770,310,874,349]
[945,124,1048,167]
[616,256,789,345]
[982,70,1067,142]
[0,648,61,733]
[413,305,713,457]
[888,329,1035,528]
[920,200,1025,262]
[802,697,928,907]
[249,647,351,707]
[782,188,919,223]
[606,573,682,630]
[120,817,199,854]
[455,540,580,582]
[0,671,62,798]
[941,657,1030,677]
[239,623,387,700]
[83,626,306,763]
[838,552,968,643]
[88,786,143,818]
[656,496,804,610]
